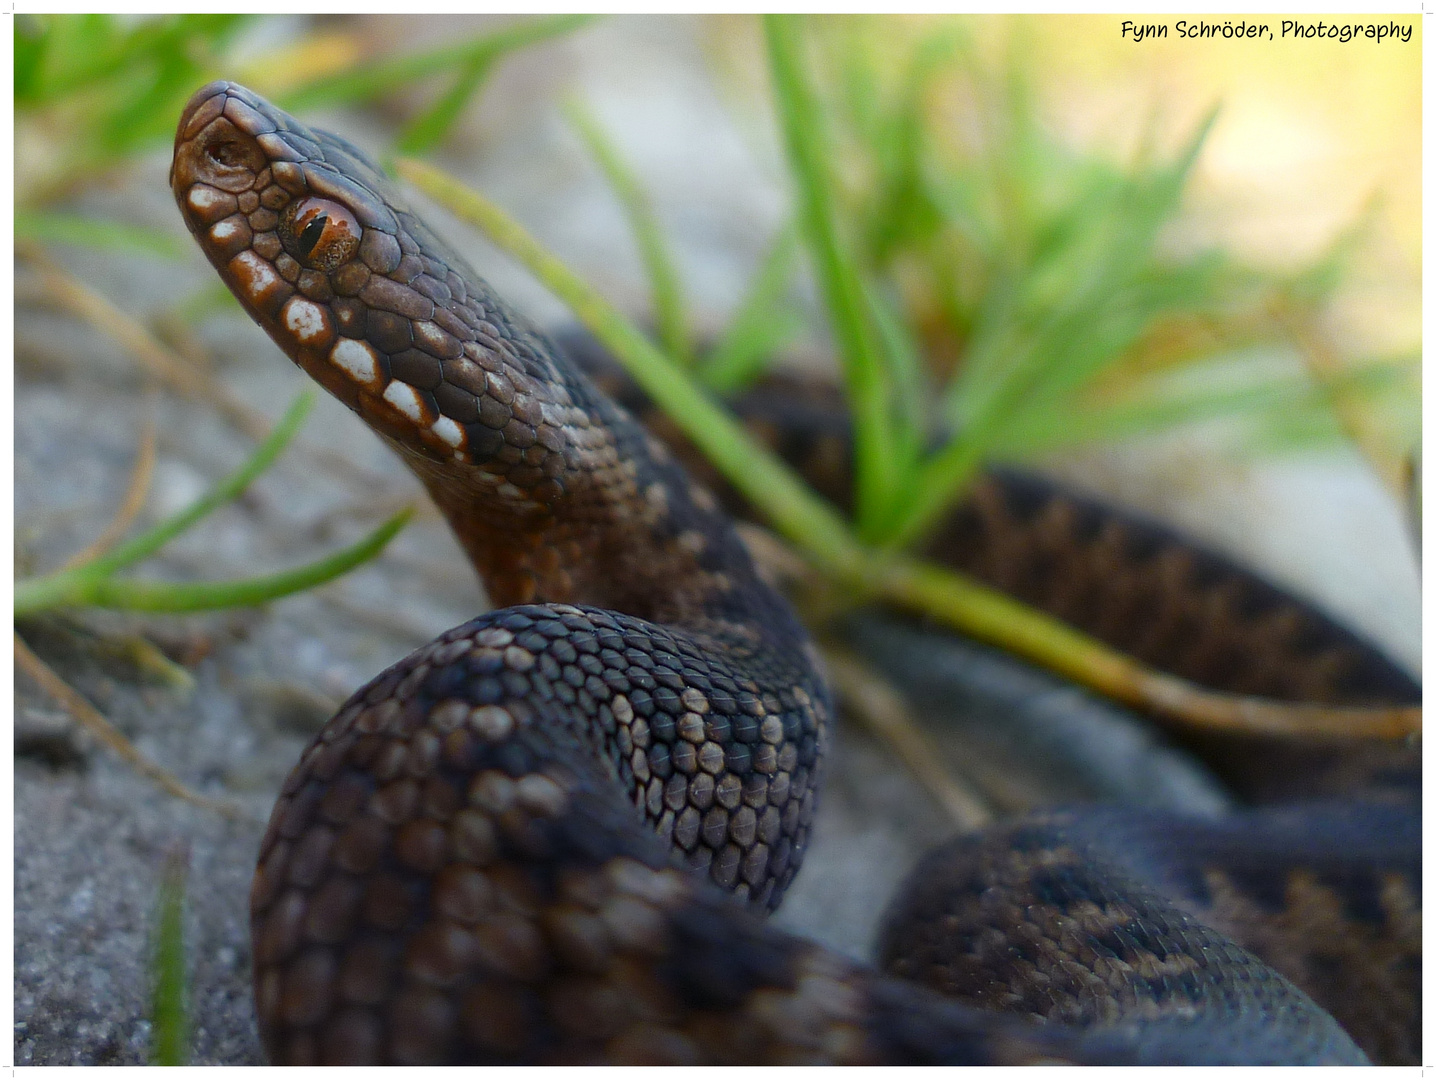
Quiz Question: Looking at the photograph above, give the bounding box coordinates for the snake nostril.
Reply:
[208,138,249,169]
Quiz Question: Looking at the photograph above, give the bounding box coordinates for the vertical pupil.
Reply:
[298,213,328,257]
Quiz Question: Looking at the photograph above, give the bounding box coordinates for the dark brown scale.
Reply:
[172,82,1392,1065]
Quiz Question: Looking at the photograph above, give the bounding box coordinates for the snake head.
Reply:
[171,80,538,473]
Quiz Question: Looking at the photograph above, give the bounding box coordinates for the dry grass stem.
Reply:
[14,631,249,821]
[1275,296,1407,499]
[57,409,159,572]
[826,647,993,831]
[18,245,269,436]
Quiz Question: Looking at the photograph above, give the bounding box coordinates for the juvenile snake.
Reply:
[171,81,1414,1064]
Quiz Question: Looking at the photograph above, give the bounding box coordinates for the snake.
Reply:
[170,81,1417,1065]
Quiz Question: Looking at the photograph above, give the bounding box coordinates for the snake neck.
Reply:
[390,391,782,638]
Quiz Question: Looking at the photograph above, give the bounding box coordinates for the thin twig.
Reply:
[57,409,159,572]
[825,647,993,831]
[14,631,249,821]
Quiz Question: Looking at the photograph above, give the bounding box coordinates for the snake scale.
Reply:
[171,82,1417,1065]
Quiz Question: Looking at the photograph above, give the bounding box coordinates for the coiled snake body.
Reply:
[172,82,1413,1065]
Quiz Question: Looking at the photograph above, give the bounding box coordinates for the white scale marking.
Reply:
[383,380,426,423]
[329,338,380,385]
[282,298,329,346]
[431,415,465,449]
[231,250,278,302]
[188,186,226,212]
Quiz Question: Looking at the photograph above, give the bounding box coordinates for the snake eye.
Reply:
[297,212,329,259]
[283,197,361,271]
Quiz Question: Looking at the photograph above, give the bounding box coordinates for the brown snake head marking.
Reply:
[171,83,1372,1065]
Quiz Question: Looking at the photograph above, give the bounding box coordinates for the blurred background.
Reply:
[14,13,1420,1064]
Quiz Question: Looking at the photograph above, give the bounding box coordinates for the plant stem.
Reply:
[149,844,190,1065]
[874,557,1420,738]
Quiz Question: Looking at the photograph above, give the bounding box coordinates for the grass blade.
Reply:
[996,352,1412,456]
[22,509,412,615]
[566,98,692,366]
[17,210,186,258]
[889,110,1221,550]
[13,391,315,615]
[395,54,494,155]
[278,15,594,114]
[149,845,190,1065]
[700,222,803,394]
[765,14,904,537]
[865,283,928,459]
[86,391,315,577]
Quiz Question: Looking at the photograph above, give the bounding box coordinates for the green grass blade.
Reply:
[890,111,1222,550]
[765,14,903,536]
[51,509,413,614]
[24,14,125,101]
[17,210,186,258]
[91,390,316,577]
[16,14,251,179]
[865,281,928,460]
[278,15,594,114]
[700,222,803,394]
[14,15,52,102]
[1281,195,1382,307]
[849,23,966,269]
[14,392,315,615]
[395,55,494,155]
[994,351,1410,456]
[565,98,692,366]
[149,846,189,1066]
